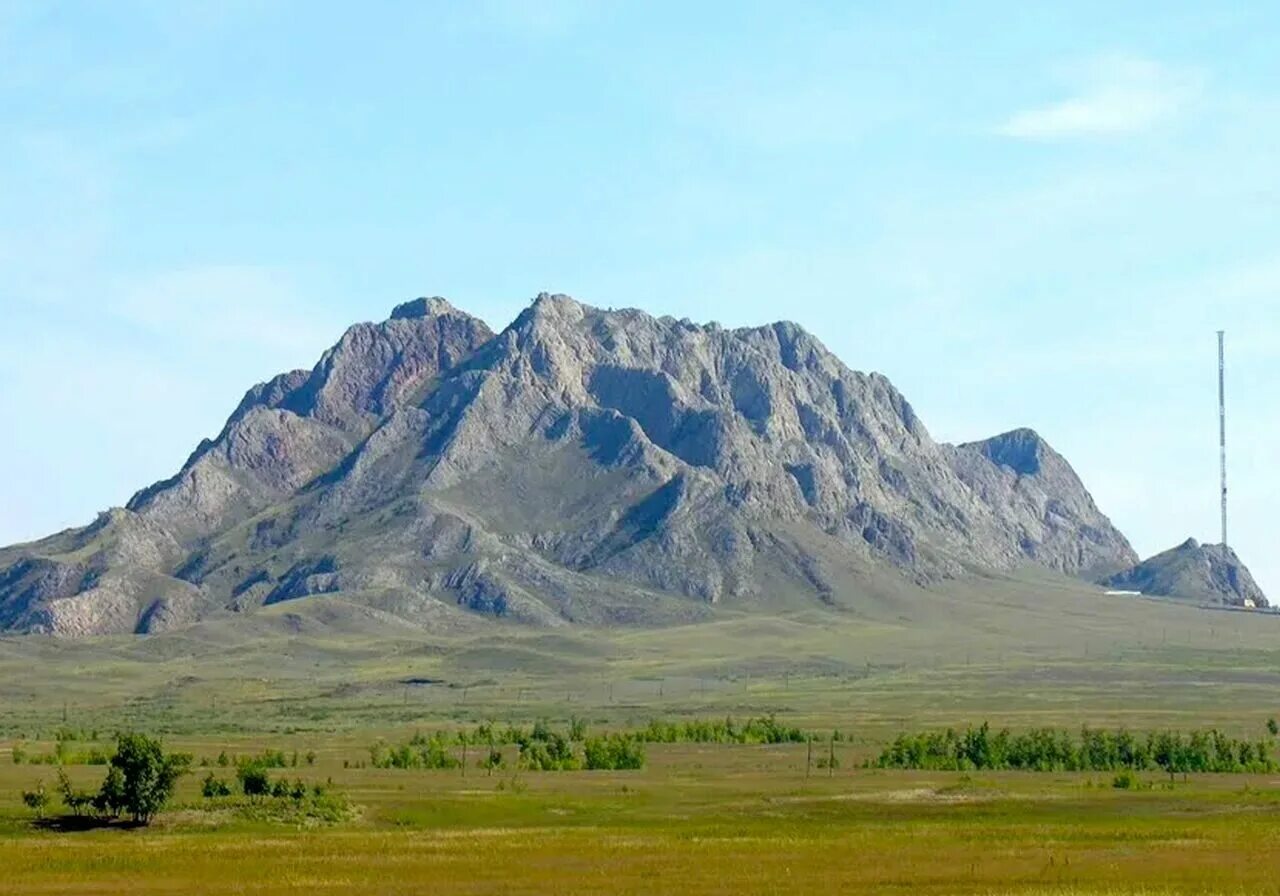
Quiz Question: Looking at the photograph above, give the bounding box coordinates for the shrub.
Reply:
[290,779,309,801]
[518,732,579,771]
[237,764,271,798]
[243,749,290,769]
[481,749,505,772]
[21,783,49,818]
[583,734,645,771]
[371,734,461,770]
[201,773,233,798]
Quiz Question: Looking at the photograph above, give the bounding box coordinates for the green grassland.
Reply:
[2,570,1280,893]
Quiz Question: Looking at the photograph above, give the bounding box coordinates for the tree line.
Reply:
[874,723,1275,775]
[367,719,645,772]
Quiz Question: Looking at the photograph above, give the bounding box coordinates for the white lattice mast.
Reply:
[1218,330,1228,553]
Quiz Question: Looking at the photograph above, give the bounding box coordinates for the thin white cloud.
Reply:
[998,55,1202,140]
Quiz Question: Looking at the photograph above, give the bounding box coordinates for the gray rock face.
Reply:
[946,428,1138,579]
[1103,539,1269,608]
[0,294,1141,636]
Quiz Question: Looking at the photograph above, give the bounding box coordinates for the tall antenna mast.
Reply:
[1218,330,1228,553]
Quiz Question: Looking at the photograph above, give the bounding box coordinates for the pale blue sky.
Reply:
[2,2,1277,593]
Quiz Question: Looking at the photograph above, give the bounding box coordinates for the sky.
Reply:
[1,1,1277,595]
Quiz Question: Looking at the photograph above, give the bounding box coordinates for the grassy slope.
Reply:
[1,568,1277,736]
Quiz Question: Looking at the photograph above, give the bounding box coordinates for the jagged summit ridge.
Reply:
[1,293,1141,636]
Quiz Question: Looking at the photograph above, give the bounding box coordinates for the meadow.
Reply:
[2,571,1279,893]
[3,737,1280,895]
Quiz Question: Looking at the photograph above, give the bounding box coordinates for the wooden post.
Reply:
[806,736,813,779]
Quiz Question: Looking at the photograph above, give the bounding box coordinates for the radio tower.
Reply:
[1218,330,1228,554]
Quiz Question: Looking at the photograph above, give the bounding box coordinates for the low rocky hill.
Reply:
[1103,539,1269,608]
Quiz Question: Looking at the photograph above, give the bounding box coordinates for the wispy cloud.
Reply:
[998,55,1202,140]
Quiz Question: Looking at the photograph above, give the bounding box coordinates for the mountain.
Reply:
[1103,539,1269,608]
[0,294,1139,637]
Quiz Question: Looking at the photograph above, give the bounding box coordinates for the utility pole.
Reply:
[1218,331,1229,553]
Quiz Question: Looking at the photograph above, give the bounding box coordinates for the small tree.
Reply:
[56,769,95,817]
[108,733,191,824]
[1267,718,1278,737]
[21,783,49,819]
[94,765,127,819]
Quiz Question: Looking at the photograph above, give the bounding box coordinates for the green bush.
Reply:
[518,731,579,771]
[237,764,271,798]
[480,749,505,773]
[21,783,49,818]
[1112,770,1138,790]
[370,733,461,770]
[583,734,645,770]
[201,773,233,798]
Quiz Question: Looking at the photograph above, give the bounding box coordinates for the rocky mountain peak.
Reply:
[965,428,1048,476]
[390,296,462,320]
[0,292,1158,636]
